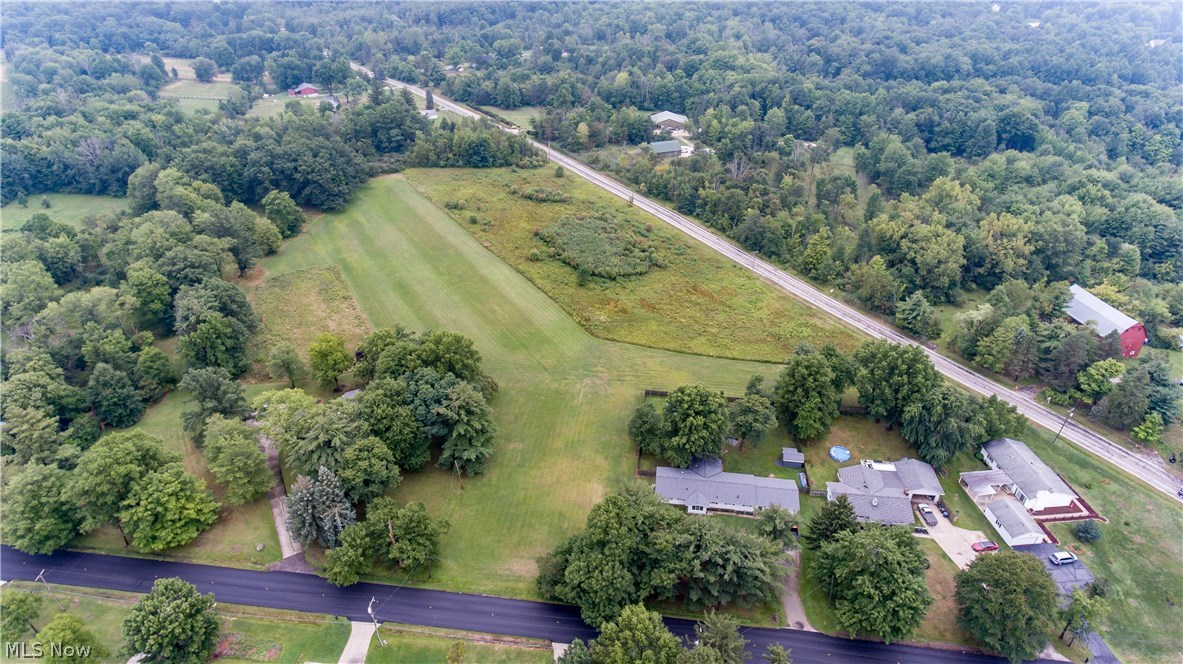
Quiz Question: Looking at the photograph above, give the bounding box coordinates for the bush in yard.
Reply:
[538,212,664,279]
[1073,519,1102,543]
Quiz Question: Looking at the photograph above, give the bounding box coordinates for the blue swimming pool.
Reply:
[829,445,852,462]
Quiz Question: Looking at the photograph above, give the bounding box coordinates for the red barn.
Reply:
[289,83,318,96]
[1065,284,1148,358]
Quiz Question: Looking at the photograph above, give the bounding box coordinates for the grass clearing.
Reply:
[404,167,862,362]
[247,95,324,118]
[1,194,126,230]
[366,626,551,664]
[480,105,546,128]
[259,175,781,598]
[247,264,372,375]
[0,582,351,664]
[159,79,240,113]
[73,384,283,569]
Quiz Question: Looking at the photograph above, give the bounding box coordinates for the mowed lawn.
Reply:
[0,582,351,664]
[404,168,863,363]
[0,193,126,230]
[366,627,552,664]
[259,175,780,598]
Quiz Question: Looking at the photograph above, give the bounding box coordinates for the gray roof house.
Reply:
[983,499,1047,546]
[654,458,799,515]
[825,458,943,525]
[981,439,1076,511]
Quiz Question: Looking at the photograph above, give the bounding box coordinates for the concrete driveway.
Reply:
[915,502,987,570]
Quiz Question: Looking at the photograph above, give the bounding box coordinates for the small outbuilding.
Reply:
[780,447,805,469]
[648,140,682,158]
[1065,284,1148,358]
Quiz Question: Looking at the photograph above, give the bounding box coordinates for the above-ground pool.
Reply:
[829,445,852,462]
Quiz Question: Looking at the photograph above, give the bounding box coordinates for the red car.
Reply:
[971,541,999,552]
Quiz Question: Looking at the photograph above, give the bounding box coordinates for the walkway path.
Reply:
[348,60,1183,502]
[253,427,302,561]
[339,622,376,664]
[779,550,816,632]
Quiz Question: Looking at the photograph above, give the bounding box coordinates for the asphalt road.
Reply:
[1,546,1060,664]
[350,62,1182,501]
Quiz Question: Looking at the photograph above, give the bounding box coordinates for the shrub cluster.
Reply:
[536,211,664,279]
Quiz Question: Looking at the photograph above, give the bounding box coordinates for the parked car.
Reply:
[913,526,929,535]
[971,541,999,552]
[1049,550,1078,565]
[917,504,938,527]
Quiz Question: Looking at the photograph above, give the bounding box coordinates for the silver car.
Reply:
[1049,550,1078,565]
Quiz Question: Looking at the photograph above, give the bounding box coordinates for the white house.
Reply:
[983,499,1047,546]
[981,439,1077,511]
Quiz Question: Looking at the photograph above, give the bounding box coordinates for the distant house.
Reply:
[419,109,439,121]
[983,499,1047,546]
[780,447,805,469]
[648,140,682,158]
[825,458,943,525]
[978,438,1077,511]
[650,111,688,132]
[289,83,318,96]
[1065,284,1148,358]
[654,457,799,515]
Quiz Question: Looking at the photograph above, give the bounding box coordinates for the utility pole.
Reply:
[1047,398,1075,446]
[34,570,65,611]
[367,597,387,646]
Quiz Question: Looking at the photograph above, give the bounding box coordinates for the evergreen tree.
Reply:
[285,475,319,545]
[312,465,355,548]
[803,495,858,550]
[437,381,497,475]
[895,291,940,339]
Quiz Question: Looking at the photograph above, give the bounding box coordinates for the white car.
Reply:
[1049,550,1078,565]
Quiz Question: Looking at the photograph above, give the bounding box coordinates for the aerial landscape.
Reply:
[0,2,1180,663]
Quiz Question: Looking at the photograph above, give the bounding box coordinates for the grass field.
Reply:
[259,175,782,598]
[366,626,552,664]
[159,79,240,113]
[404,167,863,362]
[0,194,126,230]
[73,384,283,569]
[0,583,351,664]
[246,95,325,118]
[247,264,372,377]
[480,105,546,128]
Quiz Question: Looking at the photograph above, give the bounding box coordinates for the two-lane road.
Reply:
[352,63,1181,500]
[0,547,1059,664]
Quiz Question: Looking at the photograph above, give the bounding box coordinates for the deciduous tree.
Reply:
[35,614,109,664]
[4,464,80,554]
[589,604,681,664]
[813,525,932,643]
[339,436,401,503]
[955,552,1057,664]
[267,342,306,388]
[773,352,838,441]
[204,415,273,505]
[178,367,248,445]
[123,578,219,664]
[729,392,776,446]
[119,463,220,552]
[309,332,352,390]
[661,383,730,466]
[853,341,942,425]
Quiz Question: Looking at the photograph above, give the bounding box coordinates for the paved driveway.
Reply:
[915,502,987,570]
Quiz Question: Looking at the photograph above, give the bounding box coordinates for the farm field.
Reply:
[404,167,863,362]
[0,582,351,664]
[259,175,780,598]
[365,627,552,664]
[480,105,546,128]
[0,194,126,230]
